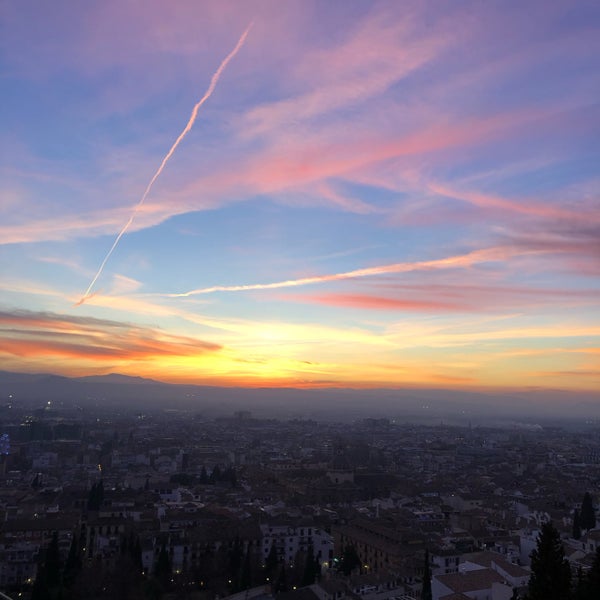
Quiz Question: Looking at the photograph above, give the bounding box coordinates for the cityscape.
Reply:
[1,1,599,599]
[0,379,599,599]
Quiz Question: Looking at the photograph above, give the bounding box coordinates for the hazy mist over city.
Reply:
[1,1,599,599]
[1,370,599,428]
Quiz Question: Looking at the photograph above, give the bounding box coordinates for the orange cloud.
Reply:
[0,309,221,363]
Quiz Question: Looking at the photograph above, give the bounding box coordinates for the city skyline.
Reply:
[1,1,599,395]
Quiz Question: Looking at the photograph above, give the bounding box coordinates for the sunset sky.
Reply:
[1,0,599,393]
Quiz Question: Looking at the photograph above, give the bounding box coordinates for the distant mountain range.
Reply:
[0,370,598,426]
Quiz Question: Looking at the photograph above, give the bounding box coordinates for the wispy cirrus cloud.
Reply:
[386,323,600,350]
[428,182,593,222]
[283,284,600,314]
[240,6,451,139]
[3,1,598,393]
[1,102,549,247]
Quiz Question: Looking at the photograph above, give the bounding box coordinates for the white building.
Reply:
[432,551,528,600]
[260,523,333,567]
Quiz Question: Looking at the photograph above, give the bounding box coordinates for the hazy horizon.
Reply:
[1,369,599,427]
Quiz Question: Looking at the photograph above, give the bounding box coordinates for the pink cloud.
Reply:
[172,103,557,211]
[428,183,588,221]
[241,7,451,138]
[288,294,462,313]
[312,183,383,215]
[281,284,600,314]
[0,200,191,245]
[2,100,561,247]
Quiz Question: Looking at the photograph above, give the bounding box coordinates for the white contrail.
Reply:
[167,246,538,297]
[76,24,253,307]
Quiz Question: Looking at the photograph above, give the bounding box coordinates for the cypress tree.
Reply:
[209,465,221,483]
[31,532,62,600]
[62,534,81,590]
[573,566,586,600]
[314,551,322,581]
[580,492,596,531]
[45,532,62,588]
[199,466,208,484]
[340,544,360,576]
[30,572,49,600]
[133,537,143,570]
[581,547,600,600]
[265,541,279,582]
[573,509,582,540]
[422,548,432,600]
[228,536,243,584]
[154,542,171,588]
[87,480,104,510]
[527,521,571,600]
[87,482,96,510]
[275,564,288,592]
[302,544,318,586]
[240,548,252,590]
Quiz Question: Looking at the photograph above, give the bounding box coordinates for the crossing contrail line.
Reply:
[76,23,253,307]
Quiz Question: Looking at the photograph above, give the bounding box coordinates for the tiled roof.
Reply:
[436,568,504,593]
[440,593,472,600]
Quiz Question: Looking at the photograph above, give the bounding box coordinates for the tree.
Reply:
[580,492,596,531]
[573,509,582,540]
[45,532,62,588]
[87,480,104,511]
[154,542,172,589]
[422,549,432,600]
[526,521,571,600]
[573,567,586,600]
[199,466,208,484]
[240,549,252,590]
[209,465,221,483]
[62,534,82,592]
[229,468,238,488]
[31,532,62,600]
[264,541,279,582]
[228,536,243,588]
[577,547,600,600]
[275,563,288,592]
[301,544,319,586]
[30,572,50,600]
[340,544,361,576]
